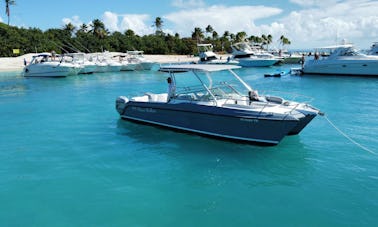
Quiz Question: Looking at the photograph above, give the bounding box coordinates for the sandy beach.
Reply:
[0,53,200,72]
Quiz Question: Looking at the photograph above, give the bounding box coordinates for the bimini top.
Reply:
[159,64,241,73]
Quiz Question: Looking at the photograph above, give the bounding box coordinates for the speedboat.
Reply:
[303,44,378,76]
[69,53,97,74]
[231,42,279,67]
[23,53,81,77]
[197,44,238,65]
[126,51,155,70]
[116,64,322,145]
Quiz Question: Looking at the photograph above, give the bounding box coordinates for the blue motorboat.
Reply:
[116,64,322,145]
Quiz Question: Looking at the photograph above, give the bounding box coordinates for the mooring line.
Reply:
[324,115,377,155]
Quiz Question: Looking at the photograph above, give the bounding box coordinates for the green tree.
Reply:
[212,31,218,40]
[78,23,88,33]
[63,22,75,38]
[153,17,163,36]
[279,35,291,48]
[192,27,204,43]
[90,19,108,39]
[235,31,247,43]
[205,25,213,38]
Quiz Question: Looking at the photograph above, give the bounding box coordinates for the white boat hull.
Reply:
[238,58,278,67]
[24,63,80,77]
[303,59,378,76]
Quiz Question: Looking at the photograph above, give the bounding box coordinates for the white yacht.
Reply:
[197,44,238,65]
[126,51,155,70]
[231,42,279,67]
[70,53,97,74]
[303,44,378,76]
[23,53,81,77]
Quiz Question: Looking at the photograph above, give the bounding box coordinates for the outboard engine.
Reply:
[116,96,129,115]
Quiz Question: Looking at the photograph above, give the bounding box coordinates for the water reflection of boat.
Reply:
[116,64,321,145]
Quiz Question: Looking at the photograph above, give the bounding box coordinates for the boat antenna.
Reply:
[63,40,81,53]
[73,40,91,53]
[49,40,70,53]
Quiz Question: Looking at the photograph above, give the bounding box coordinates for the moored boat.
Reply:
[197,43,238,65]
[231,42,279,67]
[116,64,322,145]
[23,53,81,77]
[303,44,378,76]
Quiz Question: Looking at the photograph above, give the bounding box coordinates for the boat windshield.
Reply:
[172,70,249,102]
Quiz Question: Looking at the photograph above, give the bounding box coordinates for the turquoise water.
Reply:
[0,66,377,226]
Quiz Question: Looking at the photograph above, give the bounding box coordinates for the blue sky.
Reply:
[1,0,378,49]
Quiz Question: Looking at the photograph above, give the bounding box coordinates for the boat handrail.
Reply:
[258,90,315,103]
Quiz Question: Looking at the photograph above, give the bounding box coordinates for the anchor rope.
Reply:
[324,115,377,155]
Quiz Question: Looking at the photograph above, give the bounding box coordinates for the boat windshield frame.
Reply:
[160,64,252,105]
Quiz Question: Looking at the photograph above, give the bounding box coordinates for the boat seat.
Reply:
[176,93,197,101]
[131,96,149,102]
[145,93,168,102]
[265,96,283,104]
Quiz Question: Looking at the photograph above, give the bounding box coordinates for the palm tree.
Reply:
[5,0,15,25]
[192,27,204,43]
[223,31,230,40]
[212,31,218,40]
[261,34,272,50]
[79,23,88,33]
[63,22,75,37]
[205,25,213,38]
[266,34,273,50]
[229,33,236,43]
[279,35,291,48]
[248,35,260,44]
[235,31,247,43]
[90,19,108,39]
[125,29,135,37]
[153,17,163,35]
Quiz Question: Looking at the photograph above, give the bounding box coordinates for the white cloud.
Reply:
[0,17,3,23]
[62,15,83,29]
[171,0,206,8]
[61,12,154,35]
[290,0,341,7]
[163,1,378,48]
[98,11,154,35]
[272,0,378,48]
[59,1,378,49]
[103,11,118,32]
[164,5,282,36]
[119,14,154,35]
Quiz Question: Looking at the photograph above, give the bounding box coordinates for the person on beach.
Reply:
[167,77,175,101]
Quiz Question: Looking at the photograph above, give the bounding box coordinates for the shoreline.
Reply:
[0,53,201,72]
